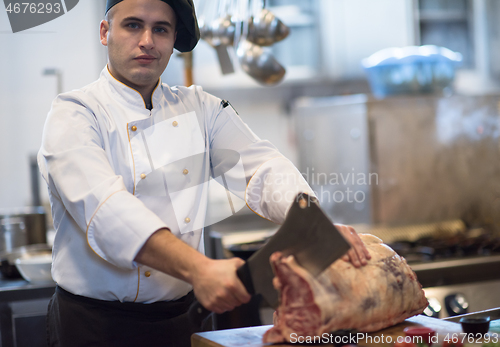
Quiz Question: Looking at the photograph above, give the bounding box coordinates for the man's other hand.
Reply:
[335,224,371,267]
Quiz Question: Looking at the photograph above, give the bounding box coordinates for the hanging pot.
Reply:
[0,206,48,278]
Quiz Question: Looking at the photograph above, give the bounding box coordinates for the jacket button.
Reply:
[145,271,151,277]
[183,169,189,175]
[172,121,178,127]
[131,126,137,131]
[185,217,191,223]
[140,173,146,179]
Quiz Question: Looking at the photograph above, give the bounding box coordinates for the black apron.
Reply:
[47,286,201,347]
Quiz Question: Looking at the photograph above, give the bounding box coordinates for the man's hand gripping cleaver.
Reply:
[188,193,351,328]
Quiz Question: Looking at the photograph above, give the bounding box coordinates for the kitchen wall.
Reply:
[318,0,414,80]
[1,0,491,211]
[162,0,415,167]
[0,1,107,208]
[161,0,415,89]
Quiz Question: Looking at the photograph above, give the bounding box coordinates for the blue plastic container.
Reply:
[361,45,462,98]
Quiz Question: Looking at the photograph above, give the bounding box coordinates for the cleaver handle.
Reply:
[236,262,256,296]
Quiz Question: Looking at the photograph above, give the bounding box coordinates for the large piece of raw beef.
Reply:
[263,234,428,343]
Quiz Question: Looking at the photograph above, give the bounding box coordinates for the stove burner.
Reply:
[389,229,500,263]
[445,293,469,316]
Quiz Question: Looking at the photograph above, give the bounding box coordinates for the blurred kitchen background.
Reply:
[0,0,498,212]
[2,0,500,220]
[1,0,500,344]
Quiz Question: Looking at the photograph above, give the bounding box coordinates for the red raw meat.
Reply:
[263,234,428,343]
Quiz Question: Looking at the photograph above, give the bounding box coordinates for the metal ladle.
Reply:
[200,14,235,47]
[199,12,236,75]
[236,40,286,85]
[200,8,290,48]
[235,0,286,85]
[247,8,290,46]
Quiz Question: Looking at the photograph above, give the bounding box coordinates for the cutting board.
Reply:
[191,315,466,347]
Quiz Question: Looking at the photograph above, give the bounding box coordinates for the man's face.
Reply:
[100,0,177,92]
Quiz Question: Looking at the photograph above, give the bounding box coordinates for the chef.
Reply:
[38,0,371,346]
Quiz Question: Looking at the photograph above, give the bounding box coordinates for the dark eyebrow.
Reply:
[122,16,174,28]
[155,21,174,28]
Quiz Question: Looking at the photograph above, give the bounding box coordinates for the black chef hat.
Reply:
[105,0,200,52]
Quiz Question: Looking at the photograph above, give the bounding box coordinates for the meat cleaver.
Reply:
[188,193,351,328]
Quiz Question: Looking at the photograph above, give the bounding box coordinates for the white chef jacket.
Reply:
[38,66,314,303]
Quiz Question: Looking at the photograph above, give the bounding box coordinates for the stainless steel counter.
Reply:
[0,278,55,301]
[0,278,55,347]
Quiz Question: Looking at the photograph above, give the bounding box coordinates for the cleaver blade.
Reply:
[237,193,351,309]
